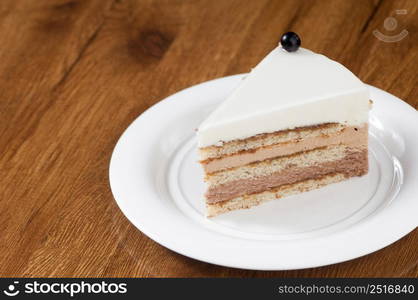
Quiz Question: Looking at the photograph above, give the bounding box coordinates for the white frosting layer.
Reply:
[197,47,369,147]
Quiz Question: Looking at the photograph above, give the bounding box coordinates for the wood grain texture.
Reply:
[0,0,417,277]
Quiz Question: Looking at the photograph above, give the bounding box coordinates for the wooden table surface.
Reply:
[0,0,417,278]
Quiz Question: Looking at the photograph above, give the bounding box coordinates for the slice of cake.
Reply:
[197,33,370,217]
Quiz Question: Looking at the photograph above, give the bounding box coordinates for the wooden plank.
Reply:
[0,0,118,275]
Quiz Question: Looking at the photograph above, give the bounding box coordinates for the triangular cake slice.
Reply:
[197,46,370,217]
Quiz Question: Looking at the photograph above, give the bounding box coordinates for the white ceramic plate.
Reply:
[109,74,418,270]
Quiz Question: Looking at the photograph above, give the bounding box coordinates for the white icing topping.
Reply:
[197,47,369,147]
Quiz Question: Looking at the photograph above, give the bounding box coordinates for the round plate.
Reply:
[109,74,418,270]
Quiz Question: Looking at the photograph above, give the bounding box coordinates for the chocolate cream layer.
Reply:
[206,173,346,217]
[206,148,367,203]
[202,125,367,173]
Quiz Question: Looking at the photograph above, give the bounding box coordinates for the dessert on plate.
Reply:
[197,32,370,217]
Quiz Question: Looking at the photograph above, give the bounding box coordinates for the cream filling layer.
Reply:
[199,123,347,161]
[203,125,367,173]
[206,149,368,203]
[206,173,346,217]
[206,143,366,187]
